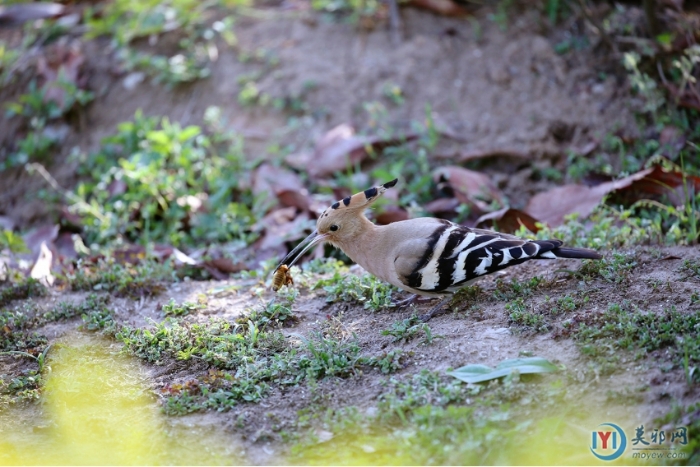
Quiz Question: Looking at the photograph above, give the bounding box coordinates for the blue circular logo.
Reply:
[590,423,627,461]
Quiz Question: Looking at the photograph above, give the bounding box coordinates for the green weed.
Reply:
[507,298,547,331]
[493,276,543,301]
[67,257,174,297]
[575,252,637,283]
[381,316,435,345]
[74,111,257,247]
[366,349,408,374]
[162,298,206,317]
[298,331,364,379]
[0,279,45,308]
[576,301,700,371]
[314,273,395,312]
[3,81,93,169]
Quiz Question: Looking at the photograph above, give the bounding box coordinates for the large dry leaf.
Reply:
[407,0,469,16]
[253,164,310,211]
[526,165,700,227]
[376,206,409,225]
[54,232,79,261]
[286,124,418,178]
[436,148,530,163]
[0,3,65,26]
[434,166,504,214]
[424,197,460,215]
[23,224,59,260]
[475,208,541,234]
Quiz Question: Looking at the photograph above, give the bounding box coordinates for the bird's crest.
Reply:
[320,178,398,218]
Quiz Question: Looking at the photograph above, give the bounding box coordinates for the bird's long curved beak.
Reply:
[273,229,329,273]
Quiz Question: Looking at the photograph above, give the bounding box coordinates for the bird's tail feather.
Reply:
[549,247,602,260]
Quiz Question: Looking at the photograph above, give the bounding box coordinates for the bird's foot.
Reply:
[391,294,432,308]
[418,297,452,322]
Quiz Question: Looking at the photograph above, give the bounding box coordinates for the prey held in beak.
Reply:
[272,229,329,276]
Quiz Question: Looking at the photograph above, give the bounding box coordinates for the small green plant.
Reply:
[3,80,94,170]
[576,251,637,283]
[67,257,174,297]
[0,279,45,308]
[507,298,547,331]
[74,111,257,247]
[245,293,297,329]
[381,316,435,345]
[315,273,395,311]
[493,277,543,301]
[85,0,238,86]
[0,344,52,374]
[681,259,700,279]
[298,332,364,379]
[367,349,407,374]
[162,299,206,317]
[576,301,700,372]
[0,230,29,254]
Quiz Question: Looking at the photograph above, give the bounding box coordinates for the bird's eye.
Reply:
[330,224,339,232]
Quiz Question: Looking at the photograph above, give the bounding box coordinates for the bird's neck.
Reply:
[334,216,382,273]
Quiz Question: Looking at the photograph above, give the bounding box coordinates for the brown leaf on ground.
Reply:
[277,189,311,212]
[54,232,78,261]
[286,124,418,178]
[434,166,504,213]
[23,224,59,260]
[199,258,247,280]
[0,3,65,26]
[437,148,530,163]
[526,165,700,227]
[406,0,469,16]
[253,164,310,211]
[257,209,312,250]
[475,208,541,234]
[376,206,409,225]
[424,197,460,215]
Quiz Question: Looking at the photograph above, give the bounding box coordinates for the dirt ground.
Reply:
[1,2,698,465]
[1,5,637,225]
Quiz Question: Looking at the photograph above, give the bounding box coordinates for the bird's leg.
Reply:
[392,294,432,308]
[418,296,452,322]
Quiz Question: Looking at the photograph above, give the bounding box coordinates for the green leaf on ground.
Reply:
[447,357,559,384]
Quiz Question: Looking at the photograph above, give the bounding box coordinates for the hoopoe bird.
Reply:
[274,179,602,320]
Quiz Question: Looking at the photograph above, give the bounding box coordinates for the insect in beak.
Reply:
[272,229,329,275]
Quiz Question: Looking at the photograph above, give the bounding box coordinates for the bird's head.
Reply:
[273,178,398,272]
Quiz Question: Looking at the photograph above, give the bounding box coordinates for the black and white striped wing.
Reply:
[402,223,563,294]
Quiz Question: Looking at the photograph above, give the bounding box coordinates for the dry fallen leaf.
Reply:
[23,224,59,260]
[424,197,460,216]
[434,166,504,214]
[253,164,310,212]
[375,206,409,225]
[475,208,541,234]
[526,165,700,227]
[286,124,418,178]
[0,3,65,26]
[436,148,530,163]
[407,0,469,16]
